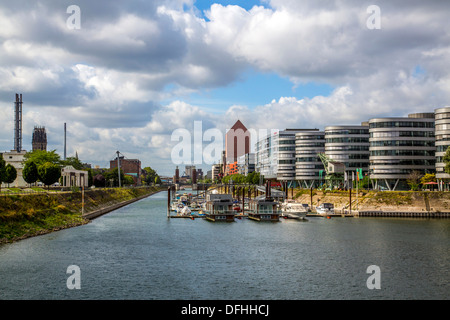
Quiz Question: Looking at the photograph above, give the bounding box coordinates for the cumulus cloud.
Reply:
[0,0,449,175]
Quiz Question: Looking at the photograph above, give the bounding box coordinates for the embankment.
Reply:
[0,186,163,244]
[294,189,450,213]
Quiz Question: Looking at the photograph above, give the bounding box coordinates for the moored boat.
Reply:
[280,200,308,220]
[203,194,236,222]
[316,203,335,215]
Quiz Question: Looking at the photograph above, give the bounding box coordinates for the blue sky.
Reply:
[181,69,335,112]
[191,0,270,16]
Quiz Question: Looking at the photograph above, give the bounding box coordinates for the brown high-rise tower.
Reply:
[32,126,47,151]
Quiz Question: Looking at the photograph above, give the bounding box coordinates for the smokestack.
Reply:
[64,123,67,160]
[14,93,22,153]
[175,166,180,183]
[192,169,197,184]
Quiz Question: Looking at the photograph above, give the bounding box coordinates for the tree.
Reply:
[246,171,261,185]
[23,161,39,186]
[3,164,17,187]
[93,174,106,188]
[0,154,5,190]
[104,168,125,187]
[24,150,62,167]
[143,166,158,185]
[38,162,61,189]
[407,170,422,191]
[62,156,84,170]
[420,173,436,185]
[123,175,135,185]
[443,146,450,175]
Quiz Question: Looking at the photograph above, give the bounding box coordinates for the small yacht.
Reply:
[280,200,308,220]
[315,203,335,215]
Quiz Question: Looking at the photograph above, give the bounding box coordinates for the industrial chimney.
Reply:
[14,93,22,153]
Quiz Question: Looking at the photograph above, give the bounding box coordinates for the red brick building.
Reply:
[110,156,141,185]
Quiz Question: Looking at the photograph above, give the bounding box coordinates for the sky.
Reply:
[0,0,449,176]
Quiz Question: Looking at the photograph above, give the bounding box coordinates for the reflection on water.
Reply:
[0,191,449,300]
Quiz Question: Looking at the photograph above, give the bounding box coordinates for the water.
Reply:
[0,191,448,300]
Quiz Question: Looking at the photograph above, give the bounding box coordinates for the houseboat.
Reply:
[203,194,236,222]
[247,195,281,222]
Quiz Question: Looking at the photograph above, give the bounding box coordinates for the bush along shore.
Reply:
[0,186,163,244]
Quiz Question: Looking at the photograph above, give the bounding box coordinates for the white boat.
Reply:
[280,201,308,219]
[316,203,335,215]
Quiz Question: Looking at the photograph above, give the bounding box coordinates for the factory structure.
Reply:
[1,94,87,188]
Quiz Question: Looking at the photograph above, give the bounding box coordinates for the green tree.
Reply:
[38,162,61,189]
[104,167,125,187]
[24,150,62,167]
[0,154,5,190]
[93,174,106,188]
[443,146,450,175]
[87,169,93,187]
[62,156,84,170]
[3,164,17,187]
[420,173,436,185]
[23,161,39,186]
[143,166,158,185]
[123,175,135,185]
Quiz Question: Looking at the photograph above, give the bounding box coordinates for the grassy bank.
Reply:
[293,189,450,212]
[0,186,162,244]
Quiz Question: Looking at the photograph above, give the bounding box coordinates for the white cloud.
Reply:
[1,0,449,175]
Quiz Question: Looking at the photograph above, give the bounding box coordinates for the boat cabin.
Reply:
[204,194,236,222]
[247,196,280,222]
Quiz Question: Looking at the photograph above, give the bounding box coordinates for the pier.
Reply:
[166,183,450,220]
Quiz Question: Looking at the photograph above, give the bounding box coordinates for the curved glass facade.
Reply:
[369,116,435,185]
[295,131,325,186]
[324,125,370,171]
[435,107,450,180]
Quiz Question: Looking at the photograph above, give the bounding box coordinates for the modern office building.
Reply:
[368,113,435,190]
[324,125,370,172]
[295,130,325,188]
[237,153,255,176]
[434,107,450,189]
[256,129,317,185]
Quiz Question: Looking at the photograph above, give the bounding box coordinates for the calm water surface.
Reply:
[0,191,448,300]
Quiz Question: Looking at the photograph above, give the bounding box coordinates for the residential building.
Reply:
[369,113,435,190]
